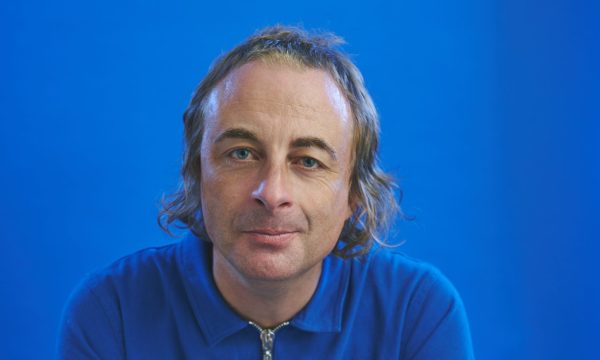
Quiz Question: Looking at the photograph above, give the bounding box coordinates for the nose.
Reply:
[251,164,293,211]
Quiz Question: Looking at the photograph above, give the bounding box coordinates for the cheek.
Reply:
[202,174,234,209]
[200,178,240,244]
[300,178,352,223]
[200,166,257,223]
[200,164,233,226]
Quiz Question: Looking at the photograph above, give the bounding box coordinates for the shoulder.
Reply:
[98,242,180,278]
[364,247,466,319]
[359,248,474,359]
[57,242,183,358]
[82,242,181,296]
[361,247,457,300]
[73,242,190,323]
[63,241,183,318]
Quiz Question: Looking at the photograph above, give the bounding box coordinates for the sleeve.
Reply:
[56,275,125,360]
[401,267,475,360]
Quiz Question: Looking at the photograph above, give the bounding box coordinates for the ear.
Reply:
[345,192,358,220]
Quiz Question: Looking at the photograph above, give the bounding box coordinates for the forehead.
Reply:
[205,60,352,130]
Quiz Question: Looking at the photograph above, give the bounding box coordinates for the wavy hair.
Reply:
[159,25,404,258]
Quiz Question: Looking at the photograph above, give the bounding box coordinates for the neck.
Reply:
[212,250,322,329]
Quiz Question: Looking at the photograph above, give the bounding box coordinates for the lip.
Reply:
[241,229,299,248]
[245,228,298,235]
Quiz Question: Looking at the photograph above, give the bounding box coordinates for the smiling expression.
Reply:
[200,60,354,283]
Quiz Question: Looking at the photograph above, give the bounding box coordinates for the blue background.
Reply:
[1,0,598,358]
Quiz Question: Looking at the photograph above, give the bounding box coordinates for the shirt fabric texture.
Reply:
[57,234,474,359]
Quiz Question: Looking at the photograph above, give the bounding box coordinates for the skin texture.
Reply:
[200,60,354,327]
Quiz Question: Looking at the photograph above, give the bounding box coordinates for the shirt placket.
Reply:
[249,321,290,360]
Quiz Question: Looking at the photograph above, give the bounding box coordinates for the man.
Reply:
[58,26,474,359]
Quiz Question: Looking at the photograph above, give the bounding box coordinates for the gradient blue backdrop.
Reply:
[1,0,598,358]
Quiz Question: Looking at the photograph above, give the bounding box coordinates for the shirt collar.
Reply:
[290,253,349,332]
[178,233,247,346]
[177,233,350,345]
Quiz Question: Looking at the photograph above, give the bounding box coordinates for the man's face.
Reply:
[200,60,354,283]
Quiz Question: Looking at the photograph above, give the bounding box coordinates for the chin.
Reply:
[237,255,302,282]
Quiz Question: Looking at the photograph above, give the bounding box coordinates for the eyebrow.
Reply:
[214,127,338,161]
[292,137,338,161]
[215,128,259,143]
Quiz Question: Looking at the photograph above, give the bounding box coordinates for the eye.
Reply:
[299,157,320,169]
[230,148,252,160]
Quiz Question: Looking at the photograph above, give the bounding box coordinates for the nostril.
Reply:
[254,197,265,206]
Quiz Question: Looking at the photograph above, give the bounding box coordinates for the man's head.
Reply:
[160,25,399,258]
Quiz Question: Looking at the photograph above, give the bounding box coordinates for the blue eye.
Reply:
[231,148,251,160]
[300,157,319,168]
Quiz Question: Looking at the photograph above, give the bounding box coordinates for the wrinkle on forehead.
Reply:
[205,60,352,125]
[217,99,338,120]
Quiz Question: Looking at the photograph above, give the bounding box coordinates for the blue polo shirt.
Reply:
[58,234,474,359]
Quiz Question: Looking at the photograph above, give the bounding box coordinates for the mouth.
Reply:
[241,229,299,247]
[244,228,298,236]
